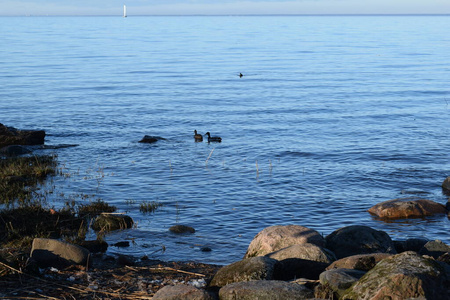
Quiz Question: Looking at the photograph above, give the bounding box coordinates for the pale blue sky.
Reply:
[1,0,450,16]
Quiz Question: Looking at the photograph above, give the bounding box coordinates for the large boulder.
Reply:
[152,284,214,300]
[341,251,449,300]
[219,280,314,300]
[266,243,336,263]
[30,238,91,268]
[326,253,392,271]
[368,197,447,219]
[209,256,277,289]
[0,123,45,148]
[244,225,325,258]
[325,225,396,259]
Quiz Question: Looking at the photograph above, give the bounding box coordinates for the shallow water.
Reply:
[1,15,449,264]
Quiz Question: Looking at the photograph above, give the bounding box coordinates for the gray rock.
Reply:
[152,284,214,300]
[219,280,314,300]
[326,253,393,271]
[244,225,325,258]
[325,225,396,259]
[209,256,278,289]
[319,268,366,297]
[340,251,448,300]
[266,243,336,263]
[419,240,450,259]
[30,238,91,268]
[91,214,134,232]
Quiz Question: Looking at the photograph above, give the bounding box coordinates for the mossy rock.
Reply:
[91,214,134,232]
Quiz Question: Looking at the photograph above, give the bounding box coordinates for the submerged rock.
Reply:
[91,214,134,232]
[244,225,325,258]
[368,197,447,219]
[0,145,32,156]
[138,135,166,144]
[169,224,195,234]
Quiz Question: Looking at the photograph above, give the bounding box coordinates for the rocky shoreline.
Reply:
[1,123,450,299]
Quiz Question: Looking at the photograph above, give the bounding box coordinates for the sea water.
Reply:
[1,15,449,264]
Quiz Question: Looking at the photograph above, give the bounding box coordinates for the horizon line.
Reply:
[1,13,450,17]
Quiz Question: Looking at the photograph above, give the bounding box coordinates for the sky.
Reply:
[1,0,450,16]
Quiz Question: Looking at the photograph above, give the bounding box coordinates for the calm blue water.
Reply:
[1,15,449,264]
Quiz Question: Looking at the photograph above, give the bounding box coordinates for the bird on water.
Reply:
[194,130,203,142]
[205,132,222,143]
[239,73,244,78]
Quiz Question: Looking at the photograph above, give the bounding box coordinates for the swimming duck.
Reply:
[205,132,222,143]
[194,130,203,142]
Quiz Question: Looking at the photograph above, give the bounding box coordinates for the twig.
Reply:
[205,148,215,166]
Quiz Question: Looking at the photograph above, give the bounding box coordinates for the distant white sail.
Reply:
[123,5,127,17]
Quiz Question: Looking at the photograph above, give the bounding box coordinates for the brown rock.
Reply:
[244,225,325,258]
[442,177,450,193]
[266,243,336,263]
[326,253,392,271]
[368,197,447,219]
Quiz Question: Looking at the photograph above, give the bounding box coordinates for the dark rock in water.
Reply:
[92,214,134,232]
[0,123,45,148]
[139,135,166,144]
[442,176,450,194]
[41,144,79,149]
[201,247,212,252]
[79,240,108,253]
[169,224,195,234]
[0,145,32,156]
[30,238,91,268]
[112,241,130,248]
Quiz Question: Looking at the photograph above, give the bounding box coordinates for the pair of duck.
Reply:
[194,130,222,143]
